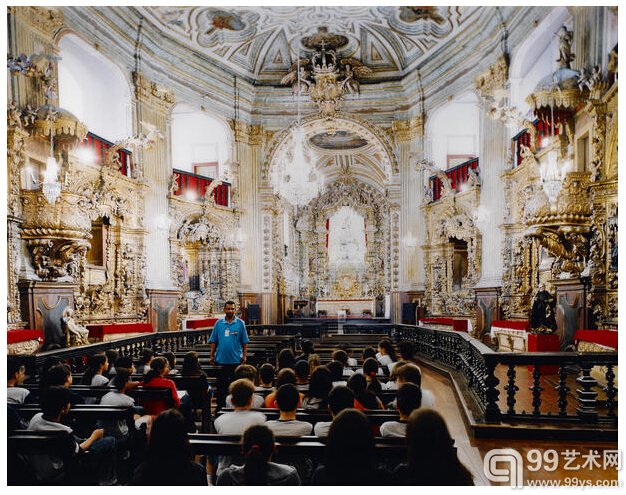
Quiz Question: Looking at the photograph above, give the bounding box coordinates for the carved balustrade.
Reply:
[395,324,617,426]
[172,168,230,207]
[81,131,133,177]
[511,119,560,167]
[429,157,479,202]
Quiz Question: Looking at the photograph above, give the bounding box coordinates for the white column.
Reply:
[398,138,423,291]
[144,133,174,290]
[475,105,507,288]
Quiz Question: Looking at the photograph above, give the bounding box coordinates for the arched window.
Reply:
[170,103,231,177]
[427,92,479,170]
[57,33,132,142]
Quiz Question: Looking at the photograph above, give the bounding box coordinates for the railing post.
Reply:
[531,366,543,415]
[483,357,501,421]
[604,364,617,417]
[576,360,599,423]
[556,365,570,417]
[504,363,518,415]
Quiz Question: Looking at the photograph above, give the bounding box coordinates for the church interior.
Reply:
[6,5,620,487]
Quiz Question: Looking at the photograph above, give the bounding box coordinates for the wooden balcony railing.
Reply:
[512,118,560,167]
[429,157,479,202]
[172,168,230,207]
[80,131,133,177]
[396,324,617,428]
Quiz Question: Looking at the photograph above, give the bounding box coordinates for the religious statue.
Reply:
[62,307,90,346]
[529,285,557,334]
[556,26,574,69]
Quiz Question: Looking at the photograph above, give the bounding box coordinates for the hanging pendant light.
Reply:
[42,130,62,204]
[274,40,324,206]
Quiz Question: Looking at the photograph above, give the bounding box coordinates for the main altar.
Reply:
[316,298,375,317]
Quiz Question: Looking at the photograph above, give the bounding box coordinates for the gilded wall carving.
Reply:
[422,183,481,316]
[170,194,241,319]
[297,175,391,301]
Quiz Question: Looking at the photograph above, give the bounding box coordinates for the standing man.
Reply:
[209,300,249,410]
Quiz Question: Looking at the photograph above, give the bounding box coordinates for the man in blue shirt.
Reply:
[209,300,249,409]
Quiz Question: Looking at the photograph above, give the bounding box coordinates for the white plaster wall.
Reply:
[509,7,571,115]
[58,34,131,142]
[170,103,231,174]
[427,92,479,170]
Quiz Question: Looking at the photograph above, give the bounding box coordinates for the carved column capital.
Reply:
[392,115,424,142]
[10,6,64,38]
[232,119,263,146]
[475,54,509,100]
[132,71,176,114]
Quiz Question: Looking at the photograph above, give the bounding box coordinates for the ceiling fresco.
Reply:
[137,6,479,85]
[310,130,369,151]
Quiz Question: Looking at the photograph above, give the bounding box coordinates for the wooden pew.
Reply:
[7,430,79,485]
[12,404,136,439]
[188,433,406,458]
[214,408,401,426]
[24,384,174,405]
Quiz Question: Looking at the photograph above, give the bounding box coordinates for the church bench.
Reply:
[188,433,406,459]
[12,404,136,438]
[190,334,296,350]
[215,408,400,426]
[173,346,277,366]
[319,334,389,344]
[7,430,80,485]
[22,384,174,408]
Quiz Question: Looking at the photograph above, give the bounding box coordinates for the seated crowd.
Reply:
[7,338,473,486]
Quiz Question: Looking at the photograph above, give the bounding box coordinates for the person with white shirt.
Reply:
[225,364,265,408]
[266,384,313,436]
[214,379,266,474]
[376,338,398,368]
[387,363,436,410]
[100,371,152,439]
[7,356,30,404]
[28,386,117,485]
[383,360,407,391]
[380,383,421,437]
[81,353,110,387]
[327,361,347,388]
[313,385,354,437]
[331,349,355,378]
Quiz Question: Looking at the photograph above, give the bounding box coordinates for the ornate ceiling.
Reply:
[136,6,480,85]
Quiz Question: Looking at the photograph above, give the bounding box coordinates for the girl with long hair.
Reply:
[376,339,398,367]
[302,366,332,410]
[395,408,473,485]
[131,409,206,485]
[141,357,181,416]
[81,353,109,387]
[311,409,390,485]
[346,373,383,410]
[217,424,300,485]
